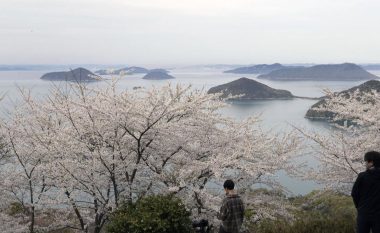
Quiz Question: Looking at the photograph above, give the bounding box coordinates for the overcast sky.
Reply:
[1,0,380,66]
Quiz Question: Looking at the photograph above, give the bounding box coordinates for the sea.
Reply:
[1,67,379,195]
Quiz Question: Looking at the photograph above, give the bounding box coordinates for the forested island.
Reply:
[142,70,175,80]
[40,68,101,82]
[207,77,294,99]
[258,63,378,81]
[306,79,380,120]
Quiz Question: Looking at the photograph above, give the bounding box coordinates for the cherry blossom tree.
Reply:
[0,90,52,233]
[0,212,28,233]
[298,89,380,192]
[0,81,300,232]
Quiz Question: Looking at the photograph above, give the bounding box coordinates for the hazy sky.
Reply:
[1,0,380,66]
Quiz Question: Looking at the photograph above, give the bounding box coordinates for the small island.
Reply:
[258,63,378,81]
[95,67,169,76]
[224,63,286,74]
[40,68,101,82]
[305,79,380,120]
[142,70,175,80]
[207,77,294,100]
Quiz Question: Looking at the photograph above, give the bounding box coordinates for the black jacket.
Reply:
[351,167,380,216]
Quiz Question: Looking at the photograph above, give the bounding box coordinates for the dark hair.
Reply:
[223,180,235,190]
[364,151,380,168]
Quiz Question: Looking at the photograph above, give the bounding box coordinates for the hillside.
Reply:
[40,68,101,82]
[142,70,175,80]
[224,63,286,74]
[305,80,380,120]
[207,77,294,100]
[258,63,378,81]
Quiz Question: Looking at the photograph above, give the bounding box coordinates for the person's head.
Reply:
[223,179,234,194]
[364,151,380,169]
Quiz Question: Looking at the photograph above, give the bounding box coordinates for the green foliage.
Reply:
[106,195,193,233]
[7,202,25,216]
[250,190,356,233]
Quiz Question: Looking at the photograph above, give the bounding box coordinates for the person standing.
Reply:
[217,180,245,233]
[352,151,380,233]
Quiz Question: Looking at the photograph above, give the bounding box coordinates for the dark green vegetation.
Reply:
[7,202,25,216]
[106,195,193,233]
[258,63,378,81]
[249,191,356,233]
[207,77,294,100]
[40,67,101,82]
[306,79,380,120]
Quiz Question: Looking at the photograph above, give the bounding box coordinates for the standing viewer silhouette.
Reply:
[352,151,380,233]
[217,180,245,233]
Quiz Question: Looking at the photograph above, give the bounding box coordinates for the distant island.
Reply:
[95,66,169,76]
[305,79,380,120]
[258,63,378,81]
[361,64,380,71]
[142,70,175,80]
[224,63,287,74]
[181,64,244,70]
[207,77,294,100]
[95,66,150,75]
[40,68,101,82]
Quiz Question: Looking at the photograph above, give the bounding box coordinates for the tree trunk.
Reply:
[29,178,35,233]
[29,206,35,233]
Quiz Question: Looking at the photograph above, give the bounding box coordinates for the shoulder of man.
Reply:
[357,171,368,179]
[227,194,243,203]
[221,196,230,205]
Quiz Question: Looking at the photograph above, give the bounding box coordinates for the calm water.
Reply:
[1,68,379,195]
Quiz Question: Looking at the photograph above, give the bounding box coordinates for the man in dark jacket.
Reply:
[217,180,245,233]
[351,151,380,233]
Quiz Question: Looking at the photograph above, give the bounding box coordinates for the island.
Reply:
[95,67,169,76]
[142,70,175,80]
[258,63,378,81]
[95,66,149,75]
[94,69,113,75]
[224,63,287,74]
[361,64,380,71]
[40,68,101,82]
[305,79,380,120]
[207,77,294,100]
